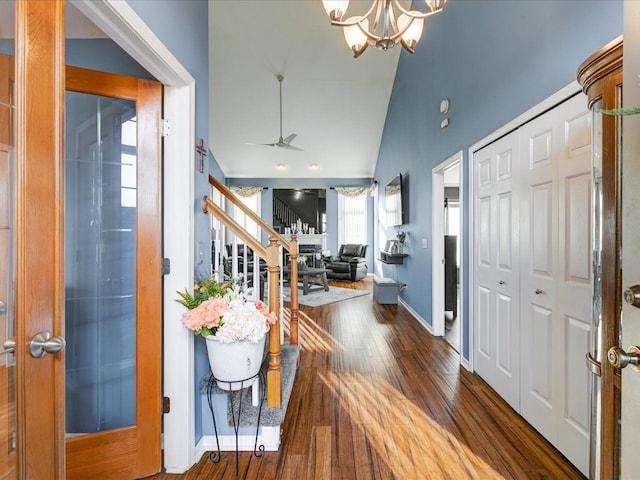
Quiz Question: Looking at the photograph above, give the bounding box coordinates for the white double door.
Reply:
[473,93,591,475]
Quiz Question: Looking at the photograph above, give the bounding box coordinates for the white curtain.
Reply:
[230,187,262,241]
[337,187,368,245]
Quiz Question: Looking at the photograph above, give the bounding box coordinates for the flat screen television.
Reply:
[385,173,405,226]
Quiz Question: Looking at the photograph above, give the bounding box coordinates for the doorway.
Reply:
[432,152,462,352]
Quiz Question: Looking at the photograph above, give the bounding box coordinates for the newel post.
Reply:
[266,236,282,408]
[288,235,299,345]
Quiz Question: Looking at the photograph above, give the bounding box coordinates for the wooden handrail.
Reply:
[202,197,266,258]
[209,175,290,251]
[207,176,300,344]
[206,176,301,388]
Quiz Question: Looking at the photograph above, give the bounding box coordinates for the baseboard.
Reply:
[398,297,434,335]
[194,426,281,462]
[461,356,471,372]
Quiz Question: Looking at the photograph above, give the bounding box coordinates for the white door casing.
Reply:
[473,132,521,410]
[432,151,463,339]
[519,94,591,475]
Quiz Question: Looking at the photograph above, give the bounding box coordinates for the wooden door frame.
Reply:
[14,1,66,478]
[69,0,198,472]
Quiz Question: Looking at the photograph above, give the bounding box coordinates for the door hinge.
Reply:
[161,119,171,137]
[162,396,170,414]
[162,258,171,275]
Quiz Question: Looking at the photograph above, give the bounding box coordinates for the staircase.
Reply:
[204,175,300,409]
[273,196,313,233]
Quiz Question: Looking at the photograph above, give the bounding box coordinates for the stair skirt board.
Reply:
[196,344,300,453]
[195,426,281,455]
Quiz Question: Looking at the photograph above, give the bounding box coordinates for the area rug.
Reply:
[281,285,370,307]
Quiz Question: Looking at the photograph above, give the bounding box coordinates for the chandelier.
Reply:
[321,0,447,58]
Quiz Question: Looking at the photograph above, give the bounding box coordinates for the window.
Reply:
[232,190,261,241]
[120,117,137,208]
[338,191,367,245]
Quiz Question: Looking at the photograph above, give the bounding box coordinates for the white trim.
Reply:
[70,0,198,473]
[162,84,196,472]
[398,298,434,335]
[193,427,281,462]
[467,81,581,374]
[431,151,462,339]
[70,0,193,86]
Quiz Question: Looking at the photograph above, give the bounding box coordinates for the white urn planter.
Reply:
[204,335,266,392]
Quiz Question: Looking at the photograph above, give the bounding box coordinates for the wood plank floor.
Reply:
[149,278,585,479]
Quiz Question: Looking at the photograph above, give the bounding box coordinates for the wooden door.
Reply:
[64,68,162,479]
[9,1,67,478]
[519,93,592,475]
[577,37,622,479]
[473,131,521,410]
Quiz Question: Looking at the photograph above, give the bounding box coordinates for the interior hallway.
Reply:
[152,277,584,479]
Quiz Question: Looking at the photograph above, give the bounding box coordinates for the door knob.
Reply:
[607,346,640,371]
[624,285,640,308]
[0,300,5,314]
[29,332,66,358]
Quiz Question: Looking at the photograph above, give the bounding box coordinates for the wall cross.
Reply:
[196,138,207,173]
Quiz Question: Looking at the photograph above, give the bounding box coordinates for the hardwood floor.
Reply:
[150,277,585,479]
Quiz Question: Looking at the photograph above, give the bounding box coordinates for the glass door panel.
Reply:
[65,92,137,435]
[0,3,17,475]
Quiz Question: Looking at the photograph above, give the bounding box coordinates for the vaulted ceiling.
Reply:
[208,0,402,179]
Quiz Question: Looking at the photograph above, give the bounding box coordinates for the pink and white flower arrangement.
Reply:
[177,279,276,344]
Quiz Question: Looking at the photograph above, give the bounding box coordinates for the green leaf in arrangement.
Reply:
[597,106,640,116]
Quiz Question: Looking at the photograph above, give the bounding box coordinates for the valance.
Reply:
[231,186,263,198]
[334,186,369,198]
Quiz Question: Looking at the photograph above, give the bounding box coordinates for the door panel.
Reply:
[519,94,591,475]
[473,132,520,410]
[64,69,162,479]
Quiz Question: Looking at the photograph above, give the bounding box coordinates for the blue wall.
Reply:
[374,0,623,360]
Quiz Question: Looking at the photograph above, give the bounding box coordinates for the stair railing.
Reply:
[204,176,300,409]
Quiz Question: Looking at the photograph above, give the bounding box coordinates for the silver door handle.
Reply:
[29,332,66,358]
[607,346,640,371]
[0,301,5,314]
[1,339,15,356]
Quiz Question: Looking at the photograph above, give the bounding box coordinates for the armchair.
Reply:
[325,244,368,282]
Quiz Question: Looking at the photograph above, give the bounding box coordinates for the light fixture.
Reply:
[308,164,319,170]
[322,0,447,58]
[276,163,287,170]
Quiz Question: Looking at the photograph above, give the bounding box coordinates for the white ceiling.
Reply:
[1,1,402,180]
[209,0,401,179]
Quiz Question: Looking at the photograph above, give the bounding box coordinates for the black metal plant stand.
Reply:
[205,370,266,479]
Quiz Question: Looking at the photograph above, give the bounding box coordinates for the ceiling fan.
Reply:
[247,74,303,152]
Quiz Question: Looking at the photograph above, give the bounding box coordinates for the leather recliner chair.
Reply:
[325,244,368,282]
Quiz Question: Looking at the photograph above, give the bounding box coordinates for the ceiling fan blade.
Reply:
[283,133,297,145]
[245,142,277,147]
[283,144,304,152]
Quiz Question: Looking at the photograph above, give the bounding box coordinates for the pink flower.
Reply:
[255,300,277,326]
